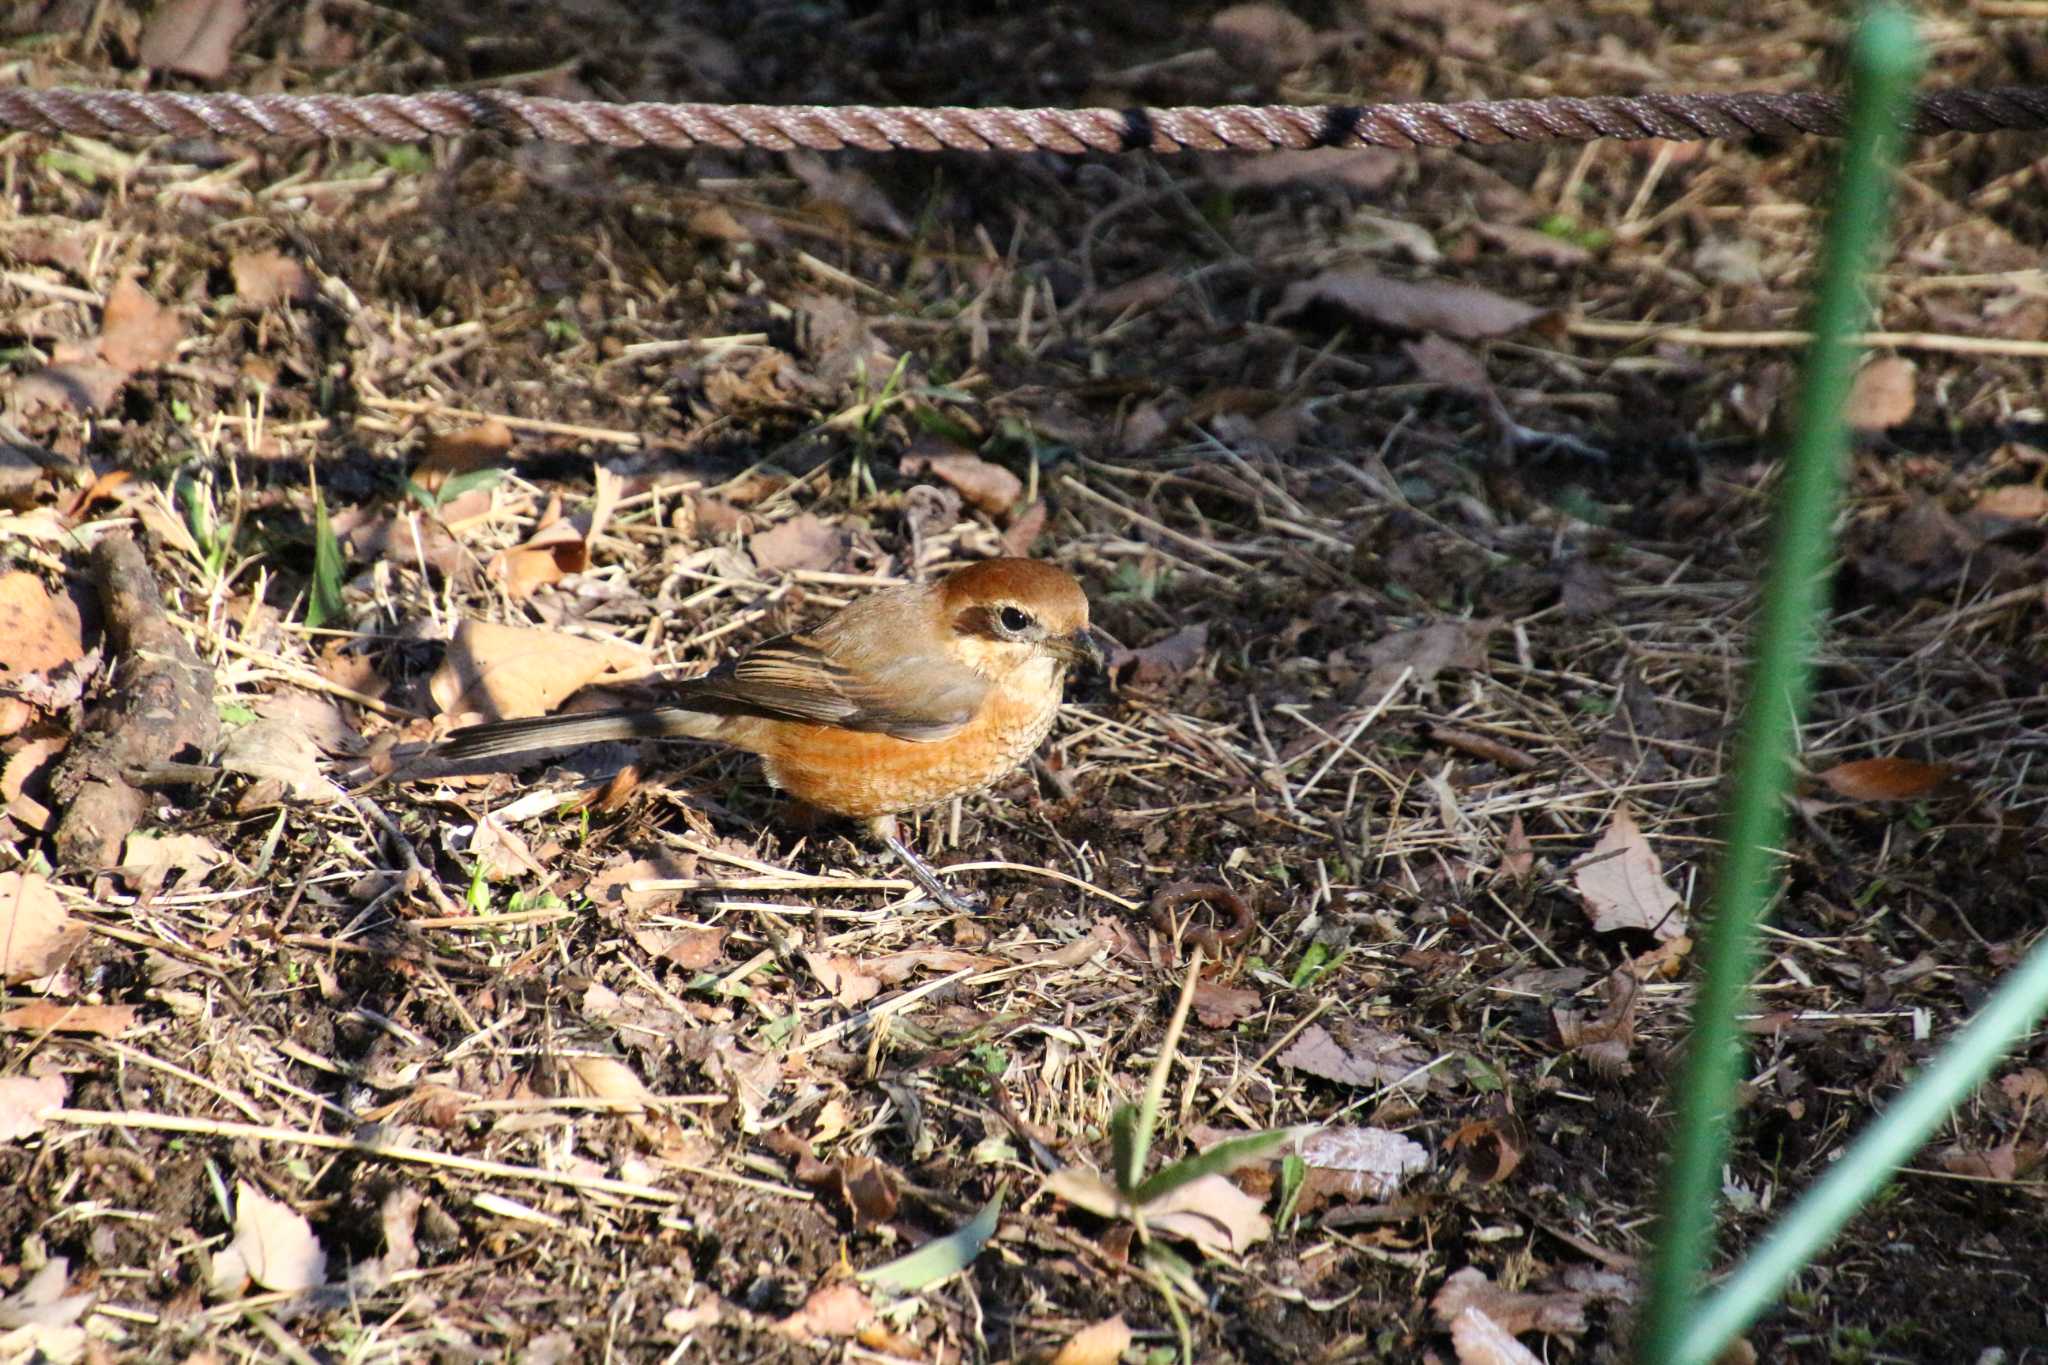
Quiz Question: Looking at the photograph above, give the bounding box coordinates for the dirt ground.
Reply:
[3,1,2047,1361]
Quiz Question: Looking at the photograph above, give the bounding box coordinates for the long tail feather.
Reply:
[437,707,723,762]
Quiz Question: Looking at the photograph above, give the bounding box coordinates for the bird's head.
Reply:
[940,558,1103,680]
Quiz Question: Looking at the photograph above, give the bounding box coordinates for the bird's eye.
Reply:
[997,605,1034,634]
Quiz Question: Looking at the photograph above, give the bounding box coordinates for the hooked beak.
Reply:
[1049,627,1108,671]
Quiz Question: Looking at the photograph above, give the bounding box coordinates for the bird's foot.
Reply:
[877,827,984,915]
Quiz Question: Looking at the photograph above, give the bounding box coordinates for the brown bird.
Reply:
[436,557,1101,912]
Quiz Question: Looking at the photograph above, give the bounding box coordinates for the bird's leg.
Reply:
[870,814,982,915]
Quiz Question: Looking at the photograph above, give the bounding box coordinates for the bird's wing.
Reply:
[670,628,987,742]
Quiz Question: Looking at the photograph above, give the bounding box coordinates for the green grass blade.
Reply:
[307,480,346,630]
[858,1190,1004,1294]
[1130,1126,1306,1206]
[1638,7,1922,1362]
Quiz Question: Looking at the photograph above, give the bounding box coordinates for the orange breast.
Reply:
[748,682,1061,821]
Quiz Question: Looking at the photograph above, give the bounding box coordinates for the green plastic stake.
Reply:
[1638,6,1922,1363]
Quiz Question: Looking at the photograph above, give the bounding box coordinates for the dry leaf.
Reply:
[1277,1023,1437,1092]
[1207,149,1401,192]
[1449,1306,1545,1365]
[0,1073,67,1142]
[1498,814,1535,881]
[1053,1315,1133,1365]
[430,620,645,723]
[863,948,999,984]
[633,925,727,970]
[1193,979,1262,1028]
[212,1180,327,1295]
[490,468,622,601]
[1044,1165,1271,1254]
[1573,806,1687,941]
[1273,269,1545,341]
[559,1054,654,1112]
[0,871,82,984]
[899,448,1023,518]
[1403,335,1490,392]
[138,0,250,78]
[1942,1143,2020,1182]
[1000,499,1048,556]
[1816,757,1955,803]
[749,513,848,575]
[1972,483,2048,521]
[229,249,314,308]
[0,1002,139,1038]
[1432,1265,1587,1337]
[218,720,343,801]
[1298,1125,1431,1201]
[1444,1116,1524,1185]
[0,572,85,679]
[413,419,513,494]
[774,1282,874,1340]
[1362,620,1497,696]
[1108,624,1208,690]
[120,830,228,896]
[97,278,184,374]
[1553,970,1641,1076]
[1472,221,1595,268]
[805,953,882,1007]
[788,152,909,238]
[1846,356,1916,431]
[0,1257,94,1331]
[1209,3,1321,80]
[2000,1069,2048,1105]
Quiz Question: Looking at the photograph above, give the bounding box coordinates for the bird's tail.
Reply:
[436,706,727,763]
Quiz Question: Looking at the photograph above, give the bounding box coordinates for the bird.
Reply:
[434,557,1102,912]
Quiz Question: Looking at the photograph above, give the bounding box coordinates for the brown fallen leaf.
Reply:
[632,925,728,970]
[0,1002,140,1038]
[1971,483,2048,522]
[430,620,646,724]
[1846,356,1916,432]
[899,447,1023,518]
[1273,269,1545,341]
[0,1073,67,1142]
[138,0,250,78]
[1432,1265,1587,1337]
[1573,805,1687,941]
[412,418,513,494]
[1044,1165,1271,1255]
[210,1180,327,1295]
[774,1282,875,1340]
[1443,1115,1525,1185]
[1209,3,1322,80]
[1297,1124,1431,1202]
[1449,1305,1545,1365]
[1403,334,1491,393]
[1207,148,1401,193]
[97,277,184,375]
[489,467,624,601]
[1193,979,1262,1028]
[1278,1022,1438,1093]
[1816,756,1956,803]
[749,513,849,575]
[1553,971,1641,1077]
[229,249,315,309]
[0,871,82,984]
[1108,624,1208,691]
[0,571,85,680]
[1361,619,1497,696]
[1497,814,1535,882]
[804,952,882,1007]
[1053,1315,1133,1365]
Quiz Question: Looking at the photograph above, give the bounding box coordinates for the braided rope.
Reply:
[1,85,2045,154]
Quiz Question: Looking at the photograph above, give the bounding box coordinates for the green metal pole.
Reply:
[1636,7,1922,1362]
